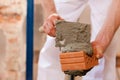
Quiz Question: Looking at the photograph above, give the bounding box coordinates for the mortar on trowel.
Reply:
[55,20,98,76]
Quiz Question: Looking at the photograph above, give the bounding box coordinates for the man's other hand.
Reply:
[92,41,104,59]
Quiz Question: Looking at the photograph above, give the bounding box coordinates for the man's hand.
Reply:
[42,13,63,37]
[92,0,120,59]
[92,41,104,59]
[40,0,63,37]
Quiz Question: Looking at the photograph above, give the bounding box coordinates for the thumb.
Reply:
[92,42,104,59]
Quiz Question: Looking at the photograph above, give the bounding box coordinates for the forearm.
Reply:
[40,0,57,19]
[95,0,120,52]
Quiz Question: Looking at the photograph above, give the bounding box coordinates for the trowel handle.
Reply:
[39,26,45,33]
[70,75,75,80]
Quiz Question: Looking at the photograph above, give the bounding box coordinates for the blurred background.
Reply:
[0,0,120,80]
[0,0,26,80]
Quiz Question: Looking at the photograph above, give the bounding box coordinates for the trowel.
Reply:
[38,20,98,80]
[55,20,98,80]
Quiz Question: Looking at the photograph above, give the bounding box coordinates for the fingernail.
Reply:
[96,54,100,58]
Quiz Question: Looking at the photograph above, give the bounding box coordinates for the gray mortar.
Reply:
[55,20,93,56]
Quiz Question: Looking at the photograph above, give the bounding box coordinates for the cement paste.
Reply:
[55,20,92,56]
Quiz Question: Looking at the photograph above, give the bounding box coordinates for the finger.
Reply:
[49,16,58,26]
[50,27,56,37]
[92,41,104,59]
[47,17,57,36]
[44,23,52,33]
[49,15,64,25]
[47,23,56,37]
[47,19,56,36]
[48,28,56,37]
[96,54,103,59]
[57,16,64,20]
[43,22,51,34]
[95,47,103,59]
[94,46,103,59]
[43,20,56,37]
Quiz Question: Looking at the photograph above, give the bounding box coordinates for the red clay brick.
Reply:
[60,51,98,71]
[60,51,85,59]
[60,57,85,64]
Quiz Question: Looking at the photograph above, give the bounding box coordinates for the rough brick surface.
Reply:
[60,51,98,71]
